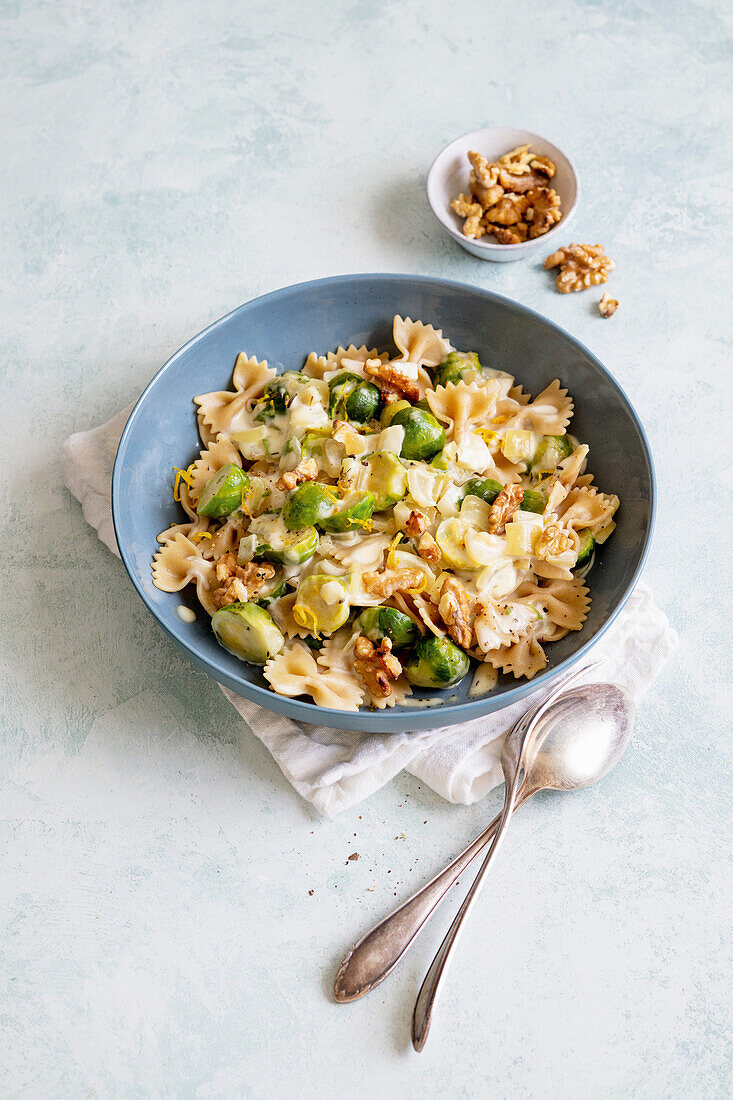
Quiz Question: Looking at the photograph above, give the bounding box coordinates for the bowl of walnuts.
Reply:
[427,126,579,262]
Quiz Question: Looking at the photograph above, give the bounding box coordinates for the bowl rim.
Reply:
[112,272,655,733]
[426,125,580,253]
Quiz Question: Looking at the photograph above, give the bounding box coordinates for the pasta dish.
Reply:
[152,316,619,711]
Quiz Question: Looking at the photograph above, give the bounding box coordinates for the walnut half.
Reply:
[438,576,476,649]
[544,243,615,293]
[487,484,524,535]
[599,293,619,318]
[353,635,402,698]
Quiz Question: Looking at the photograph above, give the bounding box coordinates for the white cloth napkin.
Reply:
[62,409,678,817]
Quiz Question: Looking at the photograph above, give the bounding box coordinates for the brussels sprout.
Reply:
[404,635,470,688]
[328,372,382,423]
[433,351,481,389]
[301,634,324,650]
[343,451,407,511]
[430,450,449,471]
[380,398,412,428]
[575,530,595,570]
[197,463,248,518]
[212,602,285,664]
[282,482,337,530]
[318,490,375,533]
[357,607,418,649]
[519,487,546,514]
[391,407,446,461]
[254,371,308,422]
[462,477,503,506]
[529,434,573,474]
[250,514,319,565]
[254,568,287,607]
[293,574,350,635]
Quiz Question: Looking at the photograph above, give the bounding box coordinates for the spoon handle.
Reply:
[412,755,525,1051]
[334,787,532,1003]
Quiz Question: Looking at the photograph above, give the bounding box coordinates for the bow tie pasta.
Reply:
[153,315,619,710]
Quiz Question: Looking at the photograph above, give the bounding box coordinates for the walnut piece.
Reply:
[529,155,556,178]
[536,523,574,561]
[487,484,525,535]
[544,243,615,293]
[213,553,275,608]
[277,457,318,492]
[353,635,402,698]
[417,531,441,564]
[498,144,534,174]
[484,193,530,226]
[467,150,503,207]
[363,567,425,599]
[498,168,551,194]
[365,359,420,401]
[438,576,476,649]
[599,293,619,318]
[493,223,529,245]
[524,187,562,239]
[450,193,485,239]
[404,509,427,539]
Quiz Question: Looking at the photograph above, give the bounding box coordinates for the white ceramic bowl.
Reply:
[427,126,579,262]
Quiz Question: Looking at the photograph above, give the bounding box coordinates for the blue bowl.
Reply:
[112,274,655,732]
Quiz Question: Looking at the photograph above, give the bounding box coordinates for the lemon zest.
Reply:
[491,413,512,425]
[534,470,552,483]
[474,428,499,445]
[293,604,320,635]
[386,532,403,571]
[191,531,212,544]
[173,464,196,502]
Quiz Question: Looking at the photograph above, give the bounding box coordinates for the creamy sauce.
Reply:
[469,664,499,697]
[177,605,196,624]
[401,696,445,708]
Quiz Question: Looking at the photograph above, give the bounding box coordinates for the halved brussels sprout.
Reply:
[293,574,350,635]
[254,568,287,607]
[197,463,248,518]
[404,635,470,688]
[342,451,407,511]
[212,602,285,664]
[432,351,481,389]
[461,477,503,506]
[318,490,375,533]
[380,398,412,428]
[435,517,478,570]
[282,482,337,530]
[430,450,449,471]
[254,372,308,422]
[391,407,446,461]
[357,606,418,649]
[328,372,382,423]
[300,429,333,459]
[529,434,573,474]
[250,514,319,565]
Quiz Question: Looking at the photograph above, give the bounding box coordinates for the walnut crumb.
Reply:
[353,635,402,698]
[544,243,615,293]
[363,567,425,598]
[404,510,427,539]
[365,358,420,401]
[213,553,275,608]
[599,293,619,318]
[277,457,318,492]
[487,484,525,535]
[417,531,441,564]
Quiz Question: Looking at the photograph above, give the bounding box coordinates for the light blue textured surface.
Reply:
[1,2,731,1097]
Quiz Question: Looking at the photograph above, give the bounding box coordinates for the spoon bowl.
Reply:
[523,682,634,794]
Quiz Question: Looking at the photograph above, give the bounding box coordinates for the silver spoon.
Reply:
[412,680,634,1049]
[334,679,633,1012]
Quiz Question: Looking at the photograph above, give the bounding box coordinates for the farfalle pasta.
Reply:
[153,315,619,709]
